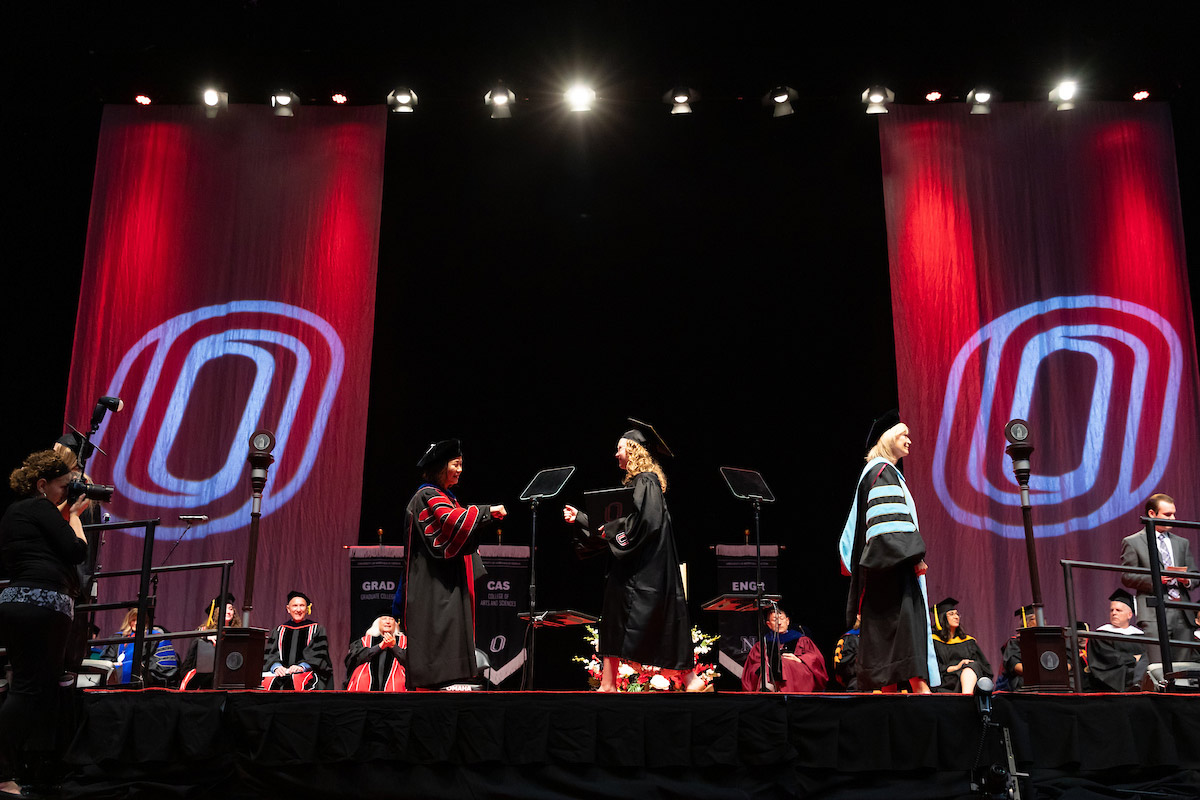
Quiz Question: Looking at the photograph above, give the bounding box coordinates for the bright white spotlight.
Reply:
[484,83,516,118]
[1133,90,1150,101]
[271,90,299,117]
[967,88,993,114]
[862,85,894,114]
[1049,80,1077,111]
[134,94,152,106]
[564,84,596,112]
[663,86,697,115]
[202,88,228,118]
[925,91,942,102]
[387,87,418,113]
[332,93,348,104]
[763,86,797,117]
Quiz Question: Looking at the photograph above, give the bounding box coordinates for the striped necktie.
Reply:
[1158,534,1180,599]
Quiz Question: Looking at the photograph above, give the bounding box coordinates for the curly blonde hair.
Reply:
[9,449,77,496]
[622,439,667,493]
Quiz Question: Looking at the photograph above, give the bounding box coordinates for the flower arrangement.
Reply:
[573,625,720,692]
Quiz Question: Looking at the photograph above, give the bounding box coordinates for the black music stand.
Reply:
[715,466,776,692]
[518,466,575,688]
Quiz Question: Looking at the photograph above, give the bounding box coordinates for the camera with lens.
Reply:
[68,478,115,503]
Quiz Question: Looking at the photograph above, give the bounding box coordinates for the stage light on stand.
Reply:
[387,87,418,113]
[664,86,697,115]
[135,94,152,106]
[862,85,894,114]
[203,88,229,118]
[967,88,993,114]
[564,84,596,112]
[763,86,797,117]
[1049,80,1077,110]
[271,90,300,117]
[485,83,516,118]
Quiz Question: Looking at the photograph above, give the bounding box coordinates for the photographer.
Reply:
[0,449,90,796]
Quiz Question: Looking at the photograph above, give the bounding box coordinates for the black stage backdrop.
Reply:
[4,4,1198,691]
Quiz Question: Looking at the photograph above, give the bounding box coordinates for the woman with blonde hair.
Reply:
[838,410,938,693]
[563,419,702,692]
[178,594,240,690]
[98,607,179,686]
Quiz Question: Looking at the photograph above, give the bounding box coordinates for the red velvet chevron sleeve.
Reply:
[416,488,490,559]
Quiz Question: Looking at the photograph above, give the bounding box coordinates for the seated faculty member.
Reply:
[262,590,332,690]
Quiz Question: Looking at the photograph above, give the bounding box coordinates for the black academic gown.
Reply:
[572,472,691,670]
[933,634,993,692]
[841,460,936,689]
[833,629,860,690]
[403,485,496,688]
[1087,626,1148,692]
[345,632,408,691]
[264,620,332,689]
[999,637,1023,691]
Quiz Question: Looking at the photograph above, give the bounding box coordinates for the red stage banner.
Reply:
[879,103,1200,660]
[66,105,387,678]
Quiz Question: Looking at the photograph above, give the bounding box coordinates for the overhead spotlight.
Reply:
[862,85,894,114]
[1049,80,1077,111]
[967,88,994,115]
[387,87,418,113]
[202,88,228,118]
[271,90,300,117]
[484,83,516,118]
[763,86,797,117]
[134,94,152,106]
[1132,90,1150,101]
[564,84,596,112]
[332,93,348,105]
[925,91,942,102]
[663,86,698,115]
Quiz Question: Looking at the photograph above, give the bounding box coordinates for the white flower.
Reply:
[649,674,671,691]
[618,663,636,678]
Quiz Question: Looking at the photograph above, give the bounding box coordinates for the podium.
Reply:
[215,627,267,689]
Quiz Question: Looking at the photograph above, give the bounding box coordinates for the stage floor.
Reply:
[62,689,1199,799]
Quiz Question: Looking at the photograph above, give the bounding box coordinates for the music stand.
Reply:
[717,467,776,692]
[518,466,575,689]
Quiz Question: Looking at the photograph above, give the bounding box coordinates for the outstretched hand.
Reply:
[563,505,578,523]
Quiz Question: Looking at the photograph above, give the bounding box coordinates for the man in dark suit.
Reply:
[1120,493,1196,663]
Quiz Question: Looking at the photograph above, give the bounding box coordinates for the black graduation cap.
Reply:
[622,417,673,458]
[416,439,462,470]
[931,597,959,632]
[206,592,236,613]
[1108,588,1135,612]
[1014,604,1038,628]
[57,431,97,461]
[287,590,312,605]
[865,409,902,450]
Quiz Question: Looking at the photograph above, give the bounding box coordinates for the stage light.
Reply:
[1049,80,1077,111]
[925,91,942,102]
[332,93,348,104]
[763,86,797,117]
[664,86,697,115]
[862,85,894,114]
[202,88,228,118]
[271,90,300,117]
[564,84,596,112]
[1133,90,1150,100]
[387,87,418,113]
[135,94,152,106]
[967,88,993,115]
[484,83,516,118]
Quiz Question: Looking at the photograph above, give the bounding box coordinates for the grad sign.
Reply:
[880,102,1200,661]
[65,105,388,684]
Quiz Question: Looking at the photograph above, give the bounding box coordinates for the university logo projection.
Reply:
[96,301,345,539]
[932,295,1183,539]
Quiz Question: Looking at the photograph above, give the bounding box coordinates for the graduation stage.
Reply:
[60,689,1199,799]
